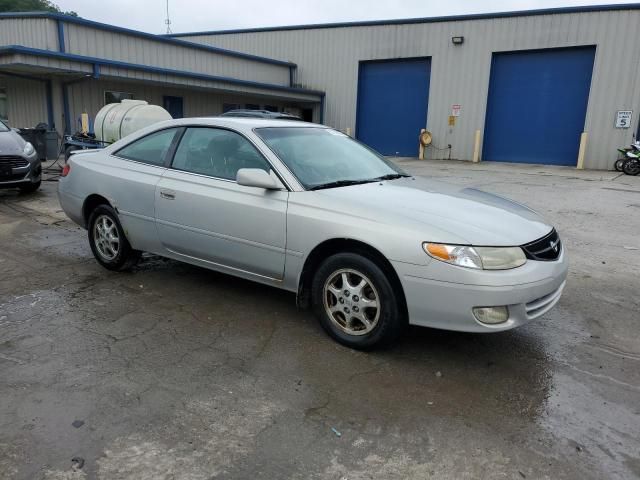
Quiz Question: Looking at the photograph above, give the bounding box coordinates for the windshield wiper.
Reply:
[371,173,411,181]
[309,179,376,191]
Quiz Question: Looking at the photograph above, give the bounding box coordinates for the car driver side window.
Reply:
[171,127,271,181]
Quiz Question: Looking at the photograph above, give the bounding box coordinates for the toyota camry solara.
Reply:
[58,118,568,349]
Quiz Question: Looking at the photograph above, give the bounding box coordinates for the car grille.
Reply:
[525,282,565,319]
[521,229,561,261]
[0,156,29,168]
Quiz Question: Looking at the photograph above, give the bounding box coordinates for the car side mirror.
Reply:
[236,168,281,190]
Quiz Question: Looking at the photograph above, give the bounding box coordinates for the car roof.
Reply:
[160,117,328,131]
[104,117,331,151]
[221,109,298,116]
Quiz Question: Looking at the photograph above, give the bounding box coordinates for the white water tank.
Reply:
[94,100,172,143]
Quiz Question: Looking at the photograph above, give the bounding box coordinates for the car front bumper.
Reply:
[0,157,41,188]
[393,249,568,332]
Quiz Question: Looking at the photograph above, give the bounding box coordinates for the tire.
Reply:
[622,159,640,176]
[311,252,405,350]
[19,180,41,193]
[614,158,626,172]
[88,205,140,271]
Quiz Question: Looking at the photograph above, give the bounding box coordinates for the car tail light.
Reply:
[61,163,71,177]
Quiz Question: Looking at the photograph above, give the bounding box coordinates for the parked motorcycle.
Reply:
[615,140,640,174]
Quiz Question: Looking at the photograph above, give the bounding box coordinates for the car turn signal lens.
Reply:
[61,164,71,177]
[424,243,451,261]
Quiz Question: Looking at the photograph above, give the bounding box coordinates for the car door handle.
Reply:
[160,189,176,200]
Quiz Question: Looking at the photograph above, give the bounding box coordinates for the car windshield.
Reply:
[0,120,9,132]
[255,127,408,190]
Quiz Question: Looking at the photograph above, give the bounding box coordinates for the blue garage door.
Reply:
[483,47,595,166]
[356,58,430,157]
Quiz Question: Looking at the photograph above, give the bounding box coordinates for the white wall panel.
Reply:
[63,23,290,87]
[0,18,58,50]
[0,74,47,128]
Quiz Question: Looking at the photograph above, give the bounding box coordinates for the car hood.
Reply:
[0,130,26,155]
[313,176,552,246]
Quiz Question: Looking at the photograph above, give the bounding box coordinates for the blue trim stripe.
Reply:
[45,79,54,128]
[0,45,324,98]
[165,3,640,36]
[56,19,65,53]
[0,12,296,67]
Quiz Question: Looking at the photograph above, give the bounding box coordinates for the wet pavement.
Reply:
[0,160,639,479]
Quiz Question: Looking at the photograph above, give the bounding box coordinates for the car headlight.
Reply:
[23,142,35,157]
[423,243,526,270]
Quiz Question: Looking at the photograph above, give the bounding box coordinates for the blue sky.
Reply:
[56,0,639,34]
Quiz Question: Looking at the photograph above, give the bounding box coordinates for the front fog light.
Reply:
[473,306,509,324]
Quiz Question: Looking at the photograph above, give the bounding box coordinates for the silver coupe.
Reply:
[58,118,568,349]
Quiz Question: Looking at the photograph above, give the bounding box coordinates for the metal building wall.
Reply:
[66,79,293,126]
[0,17,292,87]
[0,74,47,129]
[63,23,291,86]
[0,18,58,50]
[176,9,640,169]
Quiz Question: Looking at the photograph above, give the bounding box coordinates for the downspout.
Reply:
[319,93,325,125]
[45,79,54,128]
[56,19,65,53]
[62,83,71,133]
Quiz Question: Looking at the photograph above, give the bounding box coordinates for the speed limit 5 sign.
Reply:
[615,110,633,128]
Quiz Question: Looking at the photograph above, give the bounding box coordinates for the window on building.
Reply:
[264,105,279,112]
[115,128,179,166]
[223,103,241,113]
[171,127,271,180]
[0,88,8,122]
[105,91,134,105]
[245,104,260,110]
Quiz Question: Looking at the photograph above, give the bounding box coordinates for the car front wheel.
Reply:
[19,180,41,194]
[311,252,404,350]
[88,205,140,271]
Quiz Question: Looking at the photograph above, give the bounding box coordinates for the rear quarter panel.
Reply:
[59,151,166,253]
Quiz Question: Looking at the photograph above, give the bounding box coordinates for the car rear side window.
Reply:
[171,127,270,181]
[115,128,178,166]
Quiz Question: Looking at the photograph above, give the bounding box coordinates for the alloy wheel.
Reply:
[93,214,120,261]
[323,268,380,336]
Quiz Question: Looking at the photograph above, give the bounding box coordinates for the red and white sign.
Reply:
[451,104,462,117]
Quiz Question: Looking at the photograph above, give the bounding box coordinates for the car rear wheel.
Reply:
[311,252,404,350]
[88,205,140,271]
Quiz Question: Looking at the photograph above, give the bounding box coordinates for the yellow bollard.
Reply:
[576,132,588,170]
[419,129,426,160]
[472,129,481,163]
[80,113,90,135]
